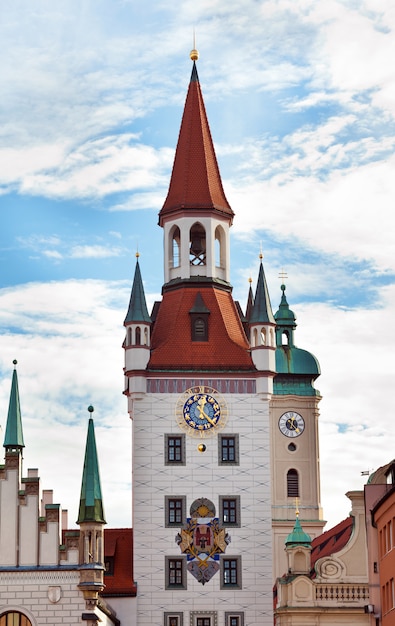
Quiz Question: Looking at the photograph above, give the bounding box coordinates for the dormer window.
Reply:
[189,292,210,342]
[193,317,207,341]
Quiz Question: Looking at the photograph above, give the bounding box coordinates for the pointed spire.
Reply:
[250,259,275,324]
[245,277,254,321]
[274,283,297,347]
[3,360,24,451]
[159,54,234,225]
[77,407,106,524]
[124,254,151,325]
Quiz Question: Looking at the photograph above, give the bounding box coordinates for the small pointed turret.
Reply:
[250,259,275,325]
[249,257,276,390]
[245,278,254,322]
[77,408,105,524]
[3,360,24,451]
[124,254,151,325]
[273,283,320,394]
[274,283,297,348]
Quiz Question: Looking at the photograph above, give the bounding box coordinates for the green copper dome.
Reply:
[285,516,312,548]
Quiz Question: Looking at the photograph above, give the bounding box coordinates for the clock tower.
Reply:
[124,51,276,626]
[124,49,325,623]
[270,282,325,579]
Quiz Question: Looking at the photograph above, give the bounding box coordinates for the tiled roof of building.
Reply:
[102,528,136,597]
[148,286,254,371]
[159,61,233,225]
[311,516,354,567]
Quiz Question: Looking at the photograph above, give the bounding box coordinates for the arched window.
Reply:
[260,328,266,345]
[135,326,141,345]
[0,613,32,626]
[171,226,181,268]
[214,225,225,268]
[144,328,149,345]
[287,469,299,497]
[252,328,258,347]
[193,317,207,341]
[282,331,289,346]
[127,327,132,346]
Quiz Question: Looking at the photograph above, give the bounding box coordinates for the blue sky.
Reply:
[1,0,395,529]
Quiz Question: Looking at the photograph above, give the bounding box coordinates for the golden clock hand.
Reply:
[196,398,216,426]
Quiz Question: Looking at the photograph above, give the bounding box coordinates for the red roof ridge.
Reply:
[311,516,354,566]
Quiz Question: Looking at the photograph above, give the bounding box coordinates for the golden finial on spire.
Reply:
[136,251,140,258]
[295,497,300,517]
[248,276,252,284]
[190,29,199,61]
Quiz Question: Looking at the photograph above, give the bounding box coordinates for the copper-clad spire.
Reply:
[159,54,234,225]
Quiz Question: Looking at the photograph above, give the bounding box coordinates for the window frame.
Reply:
[220,556,242,589]
[218,434,239,465]
[165,556,187,590]
[165,434,186,466]
[164,613,183,626]
[219,495,241,527]
[225,613,244,626]
[190,612,217,626]
[165,496,186,527]
[287,468,299,497]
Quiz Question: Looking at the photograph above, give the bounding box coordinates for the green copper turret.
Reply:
[77,408,106,524]
[274,284,320,396]
[124,256,151,324]
[3,360,25,451]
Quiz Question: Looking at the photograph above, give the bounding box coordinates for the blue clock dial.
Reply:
[176,386,228,438]
[183,394,220,431]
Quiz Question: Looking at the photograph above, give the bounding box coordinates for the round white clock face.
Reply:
[278,411,305,438]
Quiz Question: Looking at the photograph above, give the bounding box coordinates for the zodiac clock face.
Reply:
[175,386,228,438]
[278,411,305,438]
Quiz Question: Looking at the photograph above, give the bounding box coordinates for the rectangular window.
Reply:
[219,435,239,465]
[219,496,240,527]
[164,613,183,626]
[165,557,186,589]
[165,434,185,465]
[221,556,242,589]
[225,614,244,626]
[165,496,186,527]
[191,612,216,626]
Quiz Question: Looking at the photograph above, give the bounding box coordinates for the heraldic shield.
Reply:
[176,498,231,585]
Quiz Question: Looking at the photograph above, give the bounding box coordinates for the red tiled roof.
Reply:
[102,528,136,597]
[148,286,254,371]
[159,62,233,225]
[311,516,354,567]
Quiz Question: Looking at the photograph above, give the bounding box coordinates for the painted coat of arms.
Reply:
[176,498,231,585]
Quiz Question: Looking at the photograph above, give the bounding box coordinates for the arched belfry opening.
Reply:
[189,222,206,266]
[170,225,181,268]
[215,225,226,269]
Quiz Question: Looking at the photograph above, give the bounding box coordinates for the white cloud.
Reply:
[70,245,123,259]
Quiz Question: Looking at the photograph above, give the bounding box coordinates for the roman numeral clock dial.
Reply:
[278,411,305,438]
